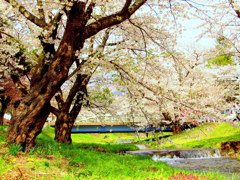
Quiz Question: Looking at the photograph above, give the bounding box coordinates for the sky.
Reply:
[177,19,216,50]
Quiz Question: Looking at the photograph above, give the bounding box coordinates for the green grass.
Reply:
[150,123,240,149]
[0,124,239,179]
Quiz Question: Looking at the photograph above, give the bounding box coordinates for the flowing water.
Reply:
[126,146,240,175]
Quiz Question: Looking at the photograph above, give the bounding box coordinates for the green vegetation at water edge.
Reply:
[0,125,238,179]
[150,123,240,149]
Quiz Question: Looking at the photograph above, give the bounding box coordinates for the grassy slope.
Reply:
[0,123,239,180]
[151,123,240,149]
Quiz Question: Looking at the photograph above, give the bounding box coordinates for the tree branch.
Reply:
[106,40,125,46]
[65,74,89,110]
[50,106,60,117]
[50,9,64,39]
[84,0,147,39]
[4,0,48,28]
[10,74,28,95]
[229,0,240,18]
[84,2,95,23]
[0,31,14,39]
[121,0,132,13]
[109,60,201,112]
[55,90,64,110]
[128,19,147,55]
[37,0,46,21]
[66,59,87,81]
[98,28,111,49]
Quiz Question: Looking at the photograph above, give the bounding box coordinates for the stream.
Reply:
[126,145,240,176]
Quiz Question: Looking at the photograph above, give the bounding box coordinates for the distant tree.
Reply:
[205,36,240,103]
[207,37,236,67]
[105,49,227,133]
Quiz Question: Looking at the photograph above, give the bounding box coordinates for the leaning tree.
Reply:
[1,0,148,150]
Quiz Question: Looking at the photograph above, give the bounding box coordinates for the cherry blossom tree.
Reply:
[52,0,239,139]
[1,0,239,150]
[95,36,236,132]
[1,0,148,150]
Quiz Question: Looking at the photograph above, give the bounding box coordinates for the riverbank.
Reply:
[0,123,239,179]
[145,123,240,158]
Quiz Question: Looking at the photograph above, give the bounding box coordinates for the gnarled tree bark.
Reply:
[7,2,87,150]
[54,74,89,144]
[6,0,147,150]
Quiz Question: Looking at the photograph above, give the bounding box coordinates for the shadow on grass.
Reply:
[141,135,172,142]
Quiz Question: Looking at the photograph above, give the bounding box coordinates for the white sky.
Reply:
[178,32,216,50]
[177,19,216,50]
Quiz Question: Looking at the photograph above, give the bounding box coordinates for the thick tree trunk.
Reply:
[54,75,88,143]
[0,117,3,126]
[0,110,4,126]
[0,96,10,126]
[0,104,5,126]
[54,100,84,143]
[7,3,86,150]
[7,101,51,150]
[54,113,74,144]
[172,120,182,134]
[6,1,146,150]
[162,112,182,134]
[7,48,74,150]
[24,103,51,150]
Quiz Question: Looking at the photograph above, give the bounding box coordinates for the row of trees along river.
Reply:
[0,0,239,151]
